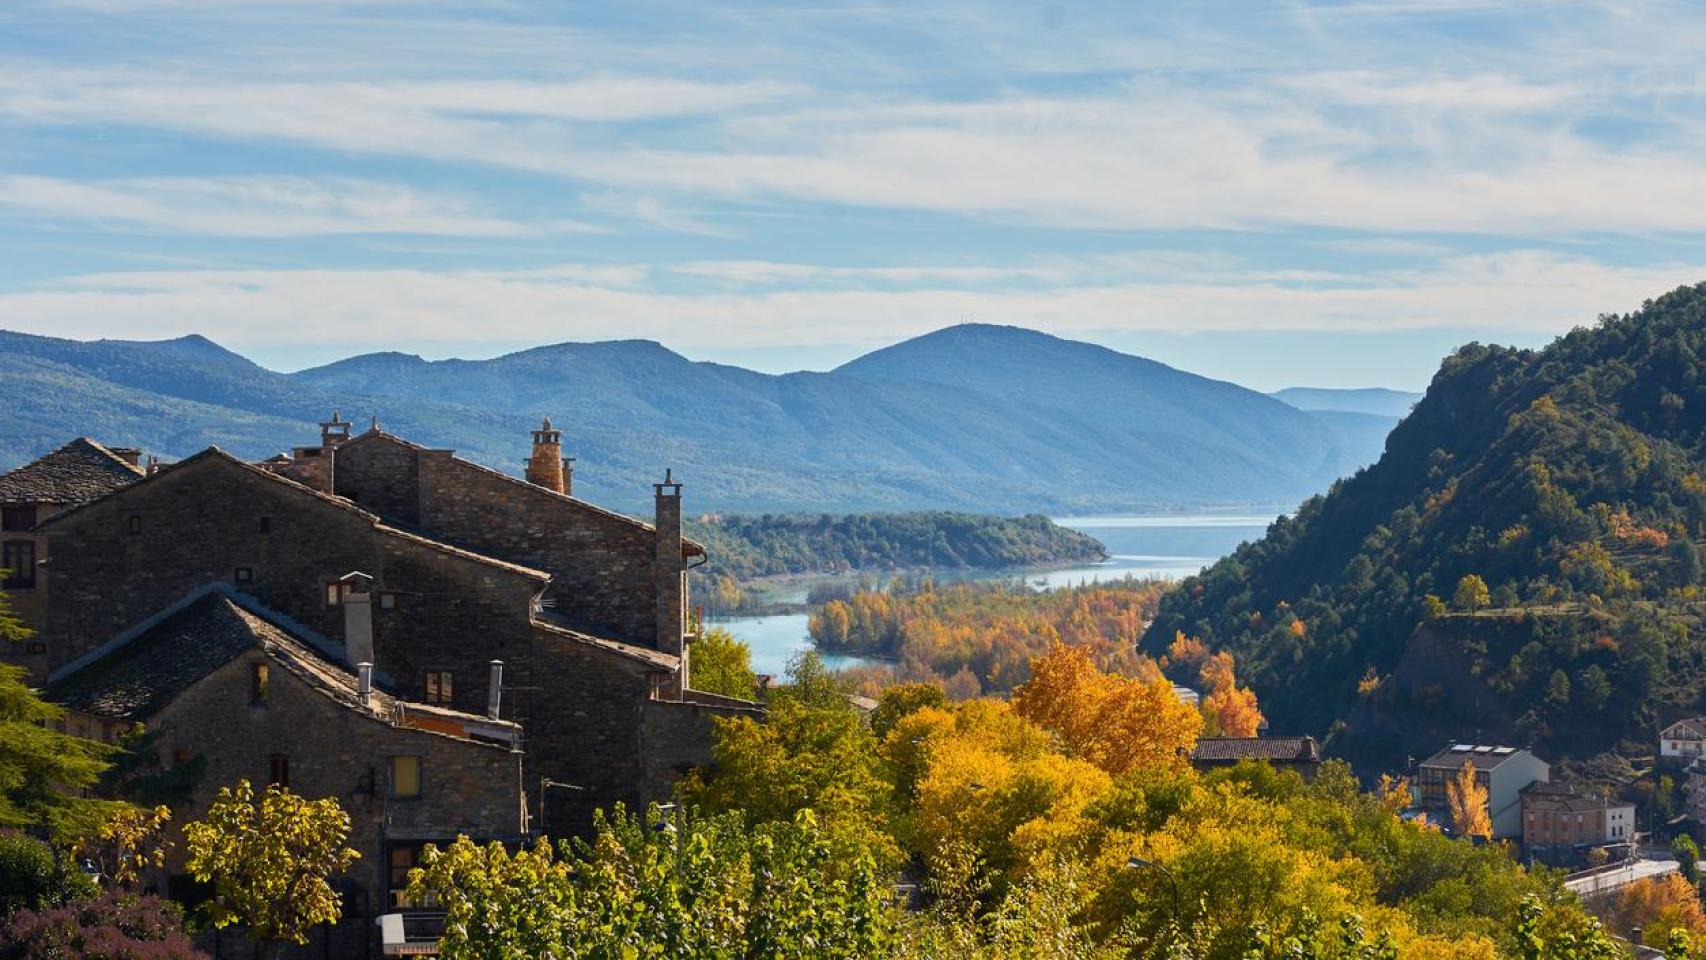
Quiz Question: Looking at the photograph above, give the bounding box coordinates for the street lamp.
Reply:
[1125,856,1181,919]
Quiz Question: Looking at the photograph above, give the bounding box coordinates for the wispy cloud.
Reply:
[0,174,592,237]
[1,251,1692,356]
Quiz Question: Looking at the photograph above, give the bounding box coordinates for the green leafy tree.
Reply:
[1454,575,1492,613]
[0,833,97,917]
[1674,834,1700,886]
[182,780,360,959]
[689,627,760,700]
[409,804,894,959]
[0,667,121,841]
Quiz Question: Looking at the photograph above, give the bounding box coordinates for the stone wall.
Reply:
[639,697,763,802]
[142,651,524,914]
[36,454,546,710]
[332,434,668,648]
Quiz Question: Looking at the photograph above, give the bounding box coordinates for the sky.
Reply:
[4,1,1706,391]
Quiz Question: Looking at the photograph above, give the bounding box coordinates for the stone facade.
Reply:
[326,430,701,650]
[0,418,762,857]
[1522,782,1635,864]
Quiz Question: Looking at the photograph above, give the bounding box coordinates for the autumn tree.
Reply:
[1446,761,1492,840]
[1198,651,1265,737]
[74,804,173,887]
[1454,575,1492,613]
[1011,643,1201,776]
[1615,873,1706,945]
[689,627,760,700]
[183,780,360,958]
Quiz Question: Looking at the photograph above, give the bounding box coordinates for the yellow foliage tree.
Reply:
[1011,643,1202,776]
[1197,651,1265,738]
[1615,873,1706,944]
[1446,761,1491,840]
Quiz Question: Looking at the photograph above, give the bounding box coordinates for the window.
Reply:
[2,540,35,589]
[25,642,45,655]
[389,846,418,903]
[391,756,421,799]
[234,567,254,584]
[326,582,344,606]
[251,663,270,702]
[257,517,271,534]
[379,592,398,611]
[1,505,37,532]
[268,753,289,788]
[424,671,453,706]
[127,515,141,535]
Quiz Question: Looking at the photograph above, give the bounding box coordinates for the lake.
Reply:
[710,512,1277,677]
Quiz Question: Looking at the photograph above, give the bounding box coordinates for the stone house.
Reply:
[1417,743,1550,840]
[1188,736,1322,779]
[0,438,146,677]
[46,588,525,913]
[1520,781,1636,865]
[2,417,758,845]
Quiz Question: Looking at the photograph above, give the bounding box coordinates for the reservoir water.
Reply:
[711,512,1278,677]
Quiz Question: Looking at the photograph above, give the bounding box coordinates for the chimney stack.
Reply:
[525,417,572,495]
[339,572,375,666]
[320,411,352,448]
[357,661,373,707]
[654,469,686,695]
[486,660,504,720]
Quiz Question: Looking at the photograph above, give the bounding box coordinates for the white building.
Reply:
[1418,743,1551,840]
[1661,718,1706,763]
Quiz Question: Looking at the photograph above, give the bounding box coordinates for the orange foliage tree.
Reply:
[1010,643,1201,776]
[1614,873,1706,945]
[1446,761,1492,840]
[1197,651,1265,738]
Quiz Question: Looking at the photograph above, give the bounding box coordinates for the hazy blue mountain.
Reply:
[0,325,1389,514]
[1269,386,1422,417]
[1299,410,1401,475]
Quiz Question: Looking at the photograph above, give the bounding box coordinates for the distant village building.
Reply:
[1171,683,1200,706]
[1189,736,1322,779]
[1660,718,1706,764]
[1683,757,1706,824]
[1417,743,1550,840]
[1520,781,1635,866]
[0,416,762,930]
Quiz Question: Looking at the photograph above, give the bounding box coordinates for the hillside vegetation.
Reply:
[1146,284,1706,771]
[689,512,1106,581]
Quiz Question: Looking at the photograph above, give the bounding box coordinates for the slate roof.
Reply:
[0,438,144,505]
[533,613,680,671]
[37,447,552,583]
[1520,781,1631,813]
[1419,743,1533,771]
[49,592,316,720]
[49,590,520,744]
[343,430,706,557]
[1191,736,1321,764]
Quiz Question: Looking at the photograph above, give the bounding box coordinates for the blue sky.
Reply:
[3,0,1706,390]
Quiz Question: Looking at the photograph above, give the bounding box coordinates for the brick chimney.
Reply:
[525,417,572,495]
[654,469,686,694]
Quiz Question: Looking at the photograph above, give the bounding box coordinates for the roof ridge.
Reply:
[37,446,551,581]
[346,430,705,554]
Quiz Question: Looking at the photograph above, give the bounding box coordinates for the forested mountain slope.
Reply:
[1146,284,1706,771]
[0,324,1384,514]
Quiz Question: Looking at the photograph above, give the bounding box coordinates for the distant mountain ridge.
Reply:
[0,324,1396,514]
[1269,386,1422,417]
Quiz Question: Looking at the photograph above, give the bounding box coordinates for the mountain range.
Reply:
[0,324,1398,514]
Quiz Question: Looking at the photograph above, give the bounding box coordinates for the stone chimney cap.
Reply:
[337,570,375,585]
[541,415,553,431]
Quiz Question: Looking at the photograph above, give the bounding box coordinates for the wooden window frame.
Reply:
[390,755,422,800]
[423,671,453,706]
[2,540,35,589]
